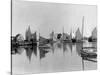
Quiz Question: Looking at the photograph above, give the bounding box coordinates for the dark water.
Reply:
[12,41,97,74]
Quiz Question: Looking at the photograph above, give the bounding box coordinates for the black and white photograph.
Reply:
[11,0,97,75]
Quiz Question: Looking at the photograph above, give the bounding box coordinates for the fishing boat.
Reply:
[30,32,37,46]
[80,48,97,62]
[62,27,72,43]
[38,44,51,49]
[70,29,77,43]
[39,35,50,45]
[25,26,37,45]
[88,27,97,42]
[75,28,83,43]
[38,36,51,49]
[49,30,57,43]
[80,48,97,59]
[80,16,97,62]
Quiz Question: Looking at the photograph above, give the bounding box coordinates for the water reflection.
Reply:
[12,41,97,74]
[12,41,97,60]
[50,42,55,53]
[67,43,73,54]
[62,42,67,53]
[11,46,24,55]
[39,47,50,60]
[56,41,63,49]
[76,43,83,56]
[25,46,37,61]
[25,46,33,61]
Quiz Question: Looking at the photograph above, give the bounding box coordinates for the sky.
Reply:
[12,0,97,38]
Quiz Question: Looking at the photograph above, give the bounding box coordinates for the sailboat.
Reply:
[39,36,49,45]
[30,32,37,46]
[49,30,57,43]
[71,30,76,43]
[91,27,97,42]
[25,26,37,45]
[80,16,97,63]
[38,33,51,49]
[62,27,72,43]
[88,27,97,42]
[75,28,83,43]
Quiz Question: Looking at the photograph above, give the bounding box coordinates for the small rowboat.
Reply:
[80,47,97,62]
[80,49,97,59]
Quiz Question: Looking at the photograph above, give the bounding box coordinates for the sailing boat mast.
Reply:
[82,16,85,70]
[52,30,54,41]
[82,16,84,39]
[38,29,40,44]
[71,28,72,39]
[62,27,64,40]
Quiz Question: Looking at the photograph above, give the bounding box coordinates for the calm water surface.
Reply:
[12,41,97,74]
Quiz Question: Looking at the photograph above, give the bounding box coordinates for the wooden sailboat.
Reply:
[80,16,97,63]
[88,27,97,42]
[49,30,56,43]
[38,32,51,49]
[30,32,37,46]
[62,27,72,43]
[75,28,83,43]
